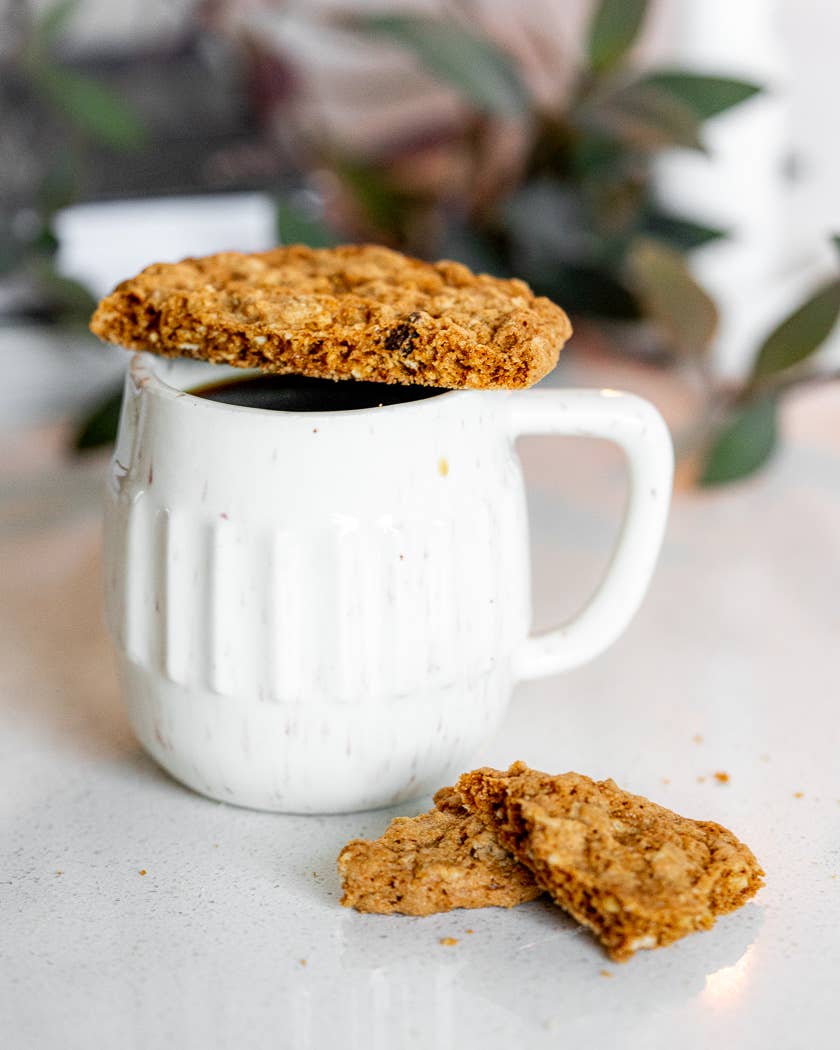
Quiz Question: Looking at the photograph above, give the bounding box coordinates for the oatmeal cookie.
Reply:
[89,244,571,389]
[457,762,764,961]
[337,786,541,915]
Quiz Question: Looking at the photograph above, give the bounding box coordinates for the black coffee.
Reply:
[190,373,446,412]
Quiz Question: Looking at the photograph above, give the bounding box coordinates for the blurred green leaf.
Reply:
[638,72,761,120]
[751,278,840,380]
[626,238,717,357]
[832,235,840,259]
[570,132,625,180]
[42,271,97,313]
[39,153,80,216]
[588,83,706,152]
[33,66,145,151]
[276,197,339,248]
[0,237,25,276]
[700,396,778,485]
[642,208,727,251]
[35,0,81,44]
[337,163,411,237]
[32,225,60,257]
[587,0,649,75]
[32,263,98,324]
[74,387,123,452]
[361,16,529,116]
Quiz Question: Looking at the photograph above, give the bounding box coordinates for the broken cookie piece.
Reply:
[89,244,571,389]
[456,762,764,961]
[337,786,542,915]
[337,763,764,962]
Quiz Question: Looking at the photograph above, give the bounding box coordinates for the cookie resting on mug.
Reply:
[88,243,572,389]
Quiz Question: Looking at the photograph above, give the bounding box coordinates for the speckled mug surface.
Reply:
[102,352,672,812]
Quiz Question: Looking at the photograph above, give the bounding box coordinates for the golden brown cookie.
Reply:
[89,244,571,389]
[456,762,764,961]
[337,786,542,915]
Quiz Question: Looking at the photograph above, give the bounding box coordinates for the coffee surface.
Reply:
[191,373,446,412]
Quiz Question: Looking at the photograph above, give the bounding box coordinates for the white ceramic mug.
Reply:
[103,353,673,813]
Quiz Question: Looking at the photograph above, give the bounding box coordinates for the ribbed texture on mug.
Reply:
[112,494,519,703]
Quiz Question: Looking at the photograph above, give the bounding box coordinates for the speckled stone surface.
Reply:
[2,357,839,1050]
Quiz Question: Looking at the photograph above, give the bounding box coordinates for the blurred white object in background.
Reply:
[54,192,277,299]
[656,0,839,379]
[1,193,276,430]
[0,328,126,431]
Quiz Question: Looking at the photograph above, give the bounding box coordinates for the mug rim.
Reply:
[131,352,473,419]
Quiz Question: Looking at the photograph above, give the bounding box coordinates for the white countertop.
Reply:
[1,356,838,1050]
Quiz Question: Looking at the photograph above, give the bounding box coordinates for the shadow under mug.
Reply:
[103,353,673,812]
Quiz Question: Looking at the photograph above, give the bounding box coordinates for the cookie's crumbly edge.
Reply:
[89,244,572,390]
[457,763,764,961]
[337,787,541,916]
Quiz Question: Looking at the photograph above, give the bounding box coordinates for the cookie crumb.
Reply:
[465,929,474,935]
[439,937,459,946]
[793,792,804,799]
[693,734,704,745]
[714,772,730,784]
[661,778,670,785]
[299,959,307,967]
[600,970,613,978]
[139,869,147,876]
[438,457,449,477]
[55,870,63,876]
[697,776,706,784]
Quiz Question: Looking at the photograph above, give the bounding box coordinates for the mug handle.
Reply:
[508,388,673,681]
